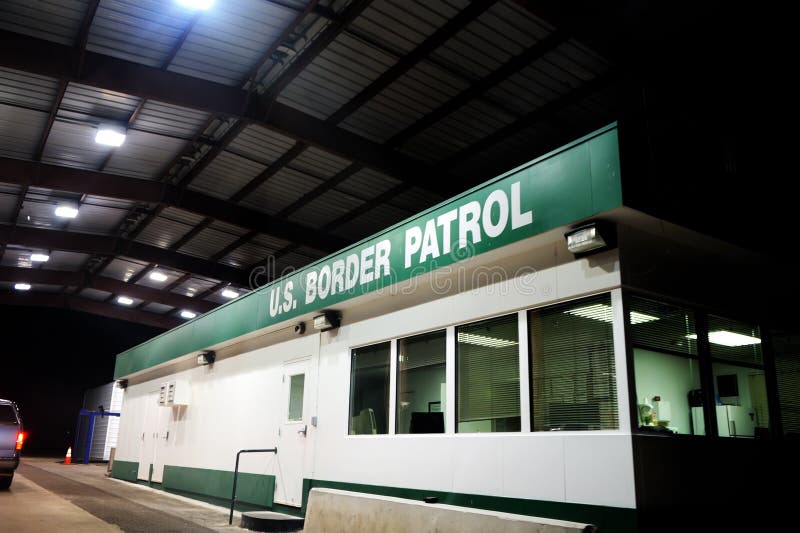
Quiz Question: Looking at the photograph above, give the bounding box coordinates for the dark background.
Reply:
[0,306,161,455]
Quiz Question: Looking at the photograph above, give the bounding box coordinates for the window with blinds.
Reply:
[349,342,390,435]
[529,294,618,431]
[456,314,520,433]
[707,315,763,365]
[628,297,703,435]
[773,329,800,437]
[397,330,446,434]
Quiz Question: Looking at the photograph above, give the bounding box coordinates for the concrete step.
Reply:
[240,511,304,532]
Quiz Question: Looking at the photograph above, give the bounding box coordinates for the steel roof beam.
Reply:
[0,291,180,329]
[0,266,217,313]
[0,29,459,197]
[0,225,250,286]
[0,157,349,253]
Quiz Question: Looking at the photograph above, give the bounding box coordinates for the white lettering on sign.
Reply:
[304,239,392,306]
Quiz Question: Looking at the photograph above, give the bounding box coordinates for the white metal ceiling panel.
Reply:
[177,226,238,259]
[335,167,401,199]
[0,188,18,221]
[239,166,323,215]
[67,203,129,235]
[134,100,211,139]
[87,0,196,68]
[60,83,142,123]
[159,207,206,227]
[332,202,411,241]
[99,257,147,282]
[219,241,274,269]
[42,120,113,170]
[0,0,87,46]
[141,302,175,314]
[189,151,267,200]
[0,104,48,160]
[79,288,113,301]
[291,147,352,179]
[170,276,219,298]
[287,189,364,229]
[168,0,298,86]
[0,67,60,111]
[134,215,193,249]
[226,124,296,165]
[104,129,186,179]
[44,251,90,272]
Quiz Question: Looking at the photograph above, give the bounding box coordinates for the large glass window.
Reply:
[287,373,305,422]
[457,314,520,432]
[349,342,390,435]
[773,328,800,438]
[708,316,768,438]
[396,330,446,434]
[629,297,704,435]
[530,293,618,431]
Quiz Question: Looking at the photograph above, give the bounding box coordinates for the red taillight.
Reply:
[15,431,25,450]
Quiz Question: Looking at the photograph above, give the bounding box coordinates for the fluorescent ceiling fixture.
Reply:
[687,331,762,347]
[14,283,31,291]
[30,253,50,263]
[180,310,197,319]
[457,332,518,348]
[54,205,79,218]
[176,0,214,9]
[95,127,126,147]
[221,288,239,299]
[117,296,134,306]
[565,303,659,325]
[149,271,168,282]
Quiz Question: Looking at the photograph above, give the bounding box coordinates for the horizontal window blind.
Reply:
[774,330,800,436]
[530,294,618,431]
[707,315,763,365]
[457,315,520,428]
[629,296,697,356]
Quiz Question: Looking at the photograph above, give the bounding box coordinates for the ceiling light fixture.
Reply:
[457,332,518,348]
[54,205,79,218]
[565,303,659,325]
[14,283,31,291]
[221,288,239,299]
[177,0,214,10]
[149,271,168,282]
[95,124,127,147]
[117,296,134,305]
[686,331,761,347]
[30,253,50,263]
[180,310,197,319]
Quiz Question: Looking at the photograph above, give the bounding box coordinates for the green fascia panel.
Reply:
[161,465,275,507]
[115,124,622,378]
[111,460,139,482]
[302,478,636,533]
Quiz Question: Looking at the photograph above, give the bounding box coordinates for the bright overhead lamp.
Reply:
[180,310,197,319]
[14,283,31,291]
[313,311,340,332]
[457,332,518,348]
[117,296,134,305]
[687,331,761,347]
[95,124,127,147]
[30,253,50,263]
[177,0,214,9]
[565,222,611,255]
[149,271,168,282]
[565,303,659,325]
[221,288,239,299]
[54,205,79,218]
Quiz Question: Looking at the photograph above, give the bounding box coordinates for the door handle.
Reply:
[297,425,307,437]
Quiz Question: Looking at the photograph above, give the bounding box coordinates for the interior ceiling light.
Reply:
[95,124,127,147]
[565,303,659,325]
[221,288,239,299]
[14,283,31,291]
[117,296,134,306]
[686,331,761,347]
[149,271,168,282]
[457,332,518,348]
[30,253,50,263]
[177,0,214,9]
[180,310,197,319]
[54,205,79,218]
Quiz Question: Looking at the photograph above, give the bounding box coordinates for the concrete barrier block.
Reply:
[304,488,596,533]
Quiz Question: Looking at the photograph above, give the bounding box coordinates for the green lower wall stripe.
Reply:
[302,479,637,533]
[111,460,138,482]
[162,465,275,507]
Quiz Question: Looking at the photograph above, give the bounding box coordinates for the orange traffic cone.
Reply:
[64,447,72,465]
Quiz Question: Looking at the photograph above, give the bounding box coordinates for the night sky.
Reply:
[0,305,161,455]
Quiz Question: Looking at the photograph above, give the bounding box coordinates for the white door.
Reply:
[274,358,312,506]
[137,392,159,480]
[151,406,170,483]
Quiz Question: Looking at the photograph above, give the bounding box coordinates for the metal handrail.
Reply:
[228,447,278,525]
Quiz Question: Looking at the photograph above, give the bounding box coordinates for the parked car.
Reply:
[0,399,24,490]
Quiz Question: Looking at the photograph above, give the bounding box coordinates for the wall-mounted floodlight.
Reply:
[55,205,79,218]
[95,124,127,147]
[116,379,128,389]
[196,350,216,365]
[313,311,340,332]
[565,221,614,256]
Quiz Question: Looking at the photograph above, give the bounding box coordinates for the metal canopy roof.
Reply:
[0,0,741,329]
